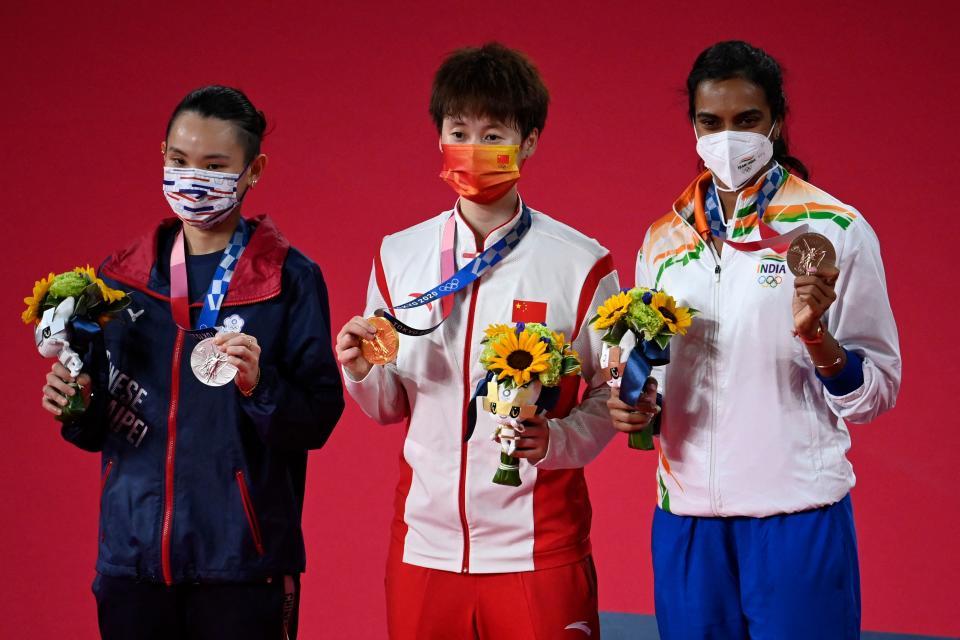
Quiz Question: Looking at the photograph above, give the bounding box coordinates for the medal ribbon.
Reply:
[377,203,532,336]
[170,218,251,330]
[702,165,807,253]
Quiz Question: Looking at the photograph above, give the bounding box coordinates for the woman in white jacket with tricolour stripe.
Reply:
[608,41,901,639]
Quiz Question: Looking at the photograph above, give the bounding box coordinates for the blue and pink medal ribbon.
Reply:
[169,218,250,332]
[376,203,532,335]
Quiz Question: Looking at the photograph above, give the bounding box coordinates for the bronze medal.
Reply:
[361,316,399,365]
[786,232,836,277]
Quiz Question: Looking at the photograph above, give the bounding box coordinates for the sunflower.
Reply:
[592,292,632,330]
[22,272,56,324]
[484,323,513,340]
[650,291,693,335]
[74,265,126,305]
[489,328,551,387]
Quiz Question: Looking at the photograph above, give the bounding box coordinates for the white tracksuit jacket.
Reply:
[346,200,620,573]
[638,168,901,517]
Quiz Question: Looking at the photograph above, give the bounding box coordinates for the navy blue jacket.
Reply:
[62,215,344,584]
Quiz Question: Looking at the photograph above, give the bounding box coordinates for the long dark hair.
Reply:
[166,85,267,163]
[687,41,809,180]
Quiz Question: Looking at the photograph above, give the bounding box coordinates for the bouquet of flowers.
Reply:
[22,266,129,421]
[473,322,581,486]
[590,288,696,449]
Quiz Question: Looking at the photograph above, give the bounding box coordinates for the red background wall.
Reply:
[2,1,957,637]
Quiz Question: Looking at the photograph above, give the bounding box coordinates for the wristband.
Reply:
[796,322,825,345]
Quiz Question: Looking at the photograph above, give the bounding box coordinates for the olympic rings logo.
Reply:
[438,279,460,292]
[757,275,783,288]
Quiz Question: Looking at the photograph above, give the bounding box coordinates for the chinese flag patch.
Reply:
[497,154,510,165]
[512,299,547,323]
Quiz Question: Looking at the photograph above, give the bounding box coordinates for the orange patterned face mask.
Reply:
[439,144,522,204]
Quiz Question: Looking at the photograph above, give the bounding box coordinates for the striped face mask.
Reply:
[162,165,248,230]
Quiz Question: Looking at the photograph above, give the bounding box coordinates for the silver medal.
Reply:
[190,337,237,387]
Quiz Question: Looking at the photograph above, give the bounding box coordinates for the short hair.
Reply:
[166,85,267,164]
[429,42,549,139]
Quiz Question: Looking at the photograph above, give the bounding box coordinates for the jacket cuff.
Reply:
[816,348,865,397]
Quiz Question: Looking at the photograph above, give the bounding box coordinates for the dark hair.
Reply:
[429,42,549,139]
[687,41,809,180]
[165,85,267,163]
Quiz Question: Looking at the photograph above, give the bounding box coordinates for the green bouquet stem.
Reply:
[492,452,522,487]
[56,382,86,423]
[628,428,654,450]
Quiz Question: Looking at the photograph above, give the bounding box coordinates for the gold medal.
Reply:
[787,232,836,277]
[361,316,399,365]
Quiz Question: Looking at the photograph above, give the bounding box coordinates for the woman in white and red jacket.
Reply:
[609,41,901,640]
[337,43,619,640]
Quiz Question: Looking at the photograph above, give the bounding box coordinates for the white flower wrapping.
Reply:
[599,331,637,389]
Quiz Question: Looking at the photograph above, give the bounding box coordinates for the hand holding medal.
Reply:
[212,331,261,395]
[788,232,840,339]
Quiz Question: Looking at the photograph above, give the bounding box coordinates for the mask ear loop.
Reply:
[235,161,256,205]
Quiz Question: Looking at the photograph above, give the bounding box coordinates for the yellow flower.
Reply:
[650,291,693,335]
[74,265,126,305]
[22,272,56,324]
[484,323,513,340]
[592,292,632,330]
[553,330,570,347]
[489,328,551,387]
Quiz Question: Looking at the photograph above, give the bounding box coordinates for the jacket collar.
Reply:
[672,167,781,241]
[102,214,290,304]
[452,195,526,255]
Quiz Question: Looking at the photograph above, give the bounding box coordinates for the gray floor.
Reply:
[598,612,958,639]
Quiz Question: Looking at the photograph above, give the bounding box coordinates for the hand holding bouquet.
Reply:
[23,266,129,421]
[590,288,696,449]
[473,322,581,486]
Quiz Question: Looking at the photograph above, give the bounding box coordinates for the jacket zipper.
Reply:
[458,280,482,574]
[161,329,185,585]
[100,459,114,497]
[99,459,114,543]
[235,470,265,556]
[457,232,489,574]
[708,252,722,516]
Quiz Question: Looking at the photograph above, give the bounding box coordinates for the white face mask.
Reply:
[695,123,775,191]
[162,165,248,230]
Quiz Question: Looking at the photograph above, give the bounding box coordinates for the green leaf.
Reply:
[560,356,581,376]
[587,314,600,326]
[602,322,628,346]
[654,333,672,351]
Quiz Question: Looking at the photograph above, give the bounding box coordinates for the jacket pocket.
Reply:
[234,470,265,556]
[99,459,114,542]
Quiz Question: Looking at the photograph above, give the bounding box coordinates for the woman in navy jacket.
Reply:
[40,85,344,639]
